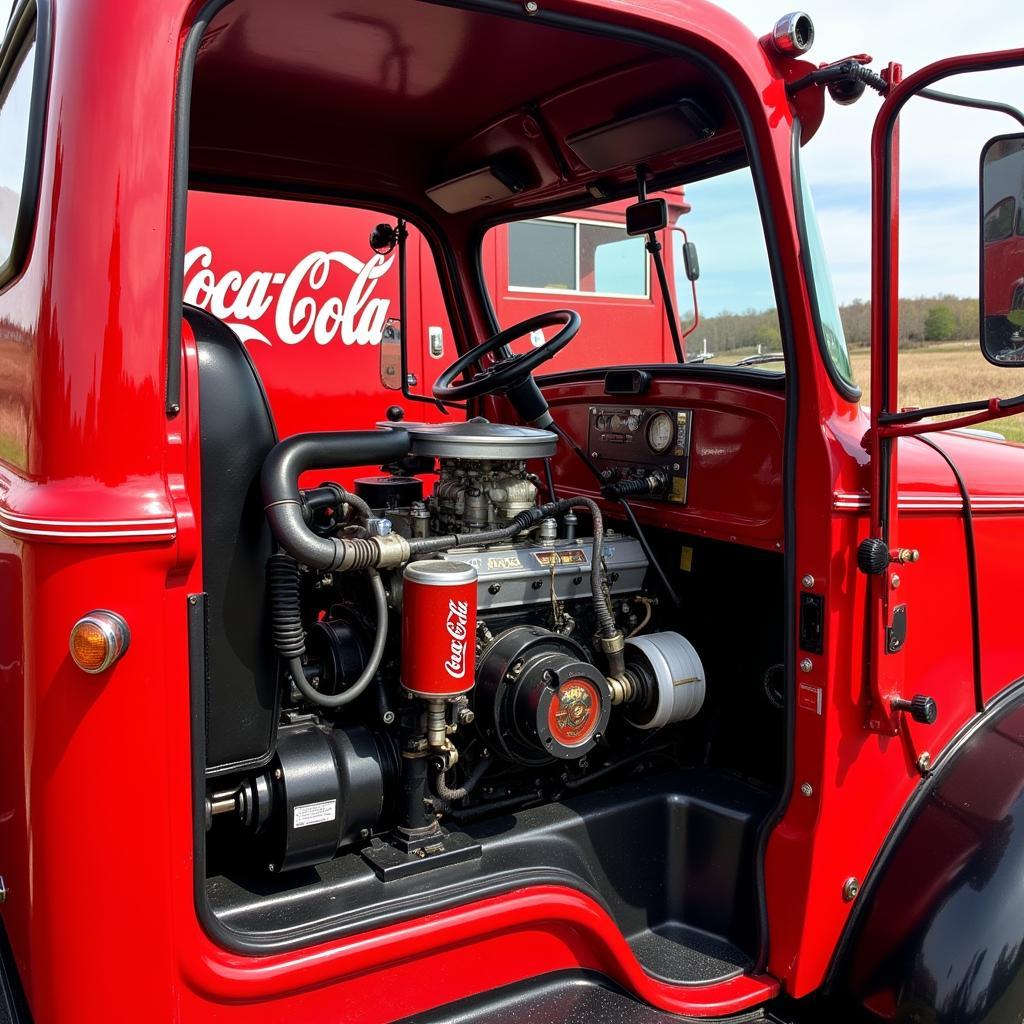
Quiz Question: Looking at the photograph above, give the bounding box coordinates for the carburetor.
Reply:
[432,457,538,534]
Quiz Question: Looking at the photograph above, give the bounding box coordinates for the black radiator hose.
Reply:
[267,553,307,662]
[262,430,410,570]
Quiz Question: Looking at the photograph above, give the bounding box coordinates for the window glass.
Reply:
[796,149,855,388]
[487,171,783,374]
[983,196,1016,243]
[669,168,782,369]
[0,30,36,268]
[508,220,575,290]
[581,224,646,296]
[508,217,647,297]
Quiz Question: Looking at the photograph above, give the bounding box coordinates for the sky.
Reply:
[713,1,1024,308]
[2,0,1020,311]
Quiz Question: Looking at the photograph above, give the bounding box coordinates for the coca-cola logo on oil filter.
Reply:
[183,247,394,347]
[444,599,470,680]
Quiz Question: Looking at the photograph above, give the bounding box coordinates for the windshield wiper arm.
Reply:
[734,352,786,367]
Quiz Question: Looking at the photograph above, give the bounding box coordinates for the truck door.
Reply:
[865,51,1024,736]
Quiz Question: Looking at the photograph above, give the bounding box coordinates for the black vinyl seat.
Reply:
[184,304,280,775]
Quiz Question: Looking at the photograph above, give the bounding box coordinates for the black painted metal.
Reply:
[830,692,1024,1022]
[205,768,768,978]
[187,305,281,775]
[394,970,772,1024]
[0,923,29,1024]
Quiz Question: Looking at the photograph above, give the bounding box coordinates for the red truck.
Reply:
[181,190,693,439]
[2,1,1024,1022]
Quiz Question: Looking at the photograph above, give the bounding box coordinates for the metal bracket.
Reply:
[887,604,908,653]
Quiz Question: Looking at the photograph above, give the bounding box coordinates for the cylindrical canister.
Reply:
[401,560,477,698]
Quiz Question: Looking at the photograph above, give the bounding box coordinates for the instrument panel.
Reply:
[587,405,693,503]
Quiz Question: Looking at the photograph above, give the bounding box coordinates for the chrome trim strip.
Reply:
[834,490,1024,513]
[0,523,176,539]
[0,507,176,527]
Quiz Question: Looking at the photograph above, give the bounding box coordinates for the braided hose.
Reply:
[268,552,389,709]
[433,757,493,804]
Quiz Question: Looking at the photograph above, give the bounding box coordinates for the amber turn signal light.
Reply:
[69,611,130,674]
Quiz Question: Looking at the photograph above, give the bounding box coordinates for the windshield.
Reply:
[793,139,856,391]
[482,166,783,374]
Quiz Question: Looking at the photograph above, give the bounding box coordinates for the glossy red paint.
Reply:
[2,0,1024,1020]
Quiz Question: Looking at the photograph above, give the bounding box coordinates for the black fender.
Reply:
[828,685,1024,1023]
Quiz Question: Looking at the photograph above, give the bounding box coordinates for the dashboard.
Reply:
[587,405,693,504]
[539,369,785,552]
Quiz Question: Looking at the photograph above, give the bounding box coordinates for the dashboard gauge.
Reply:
[645,411,675,454]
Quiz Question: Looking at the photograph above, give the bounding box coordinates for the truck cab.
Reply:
[1,2,1023,1022]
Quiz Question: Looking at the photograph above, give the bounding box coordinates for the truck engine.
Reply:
[206,419,707,876]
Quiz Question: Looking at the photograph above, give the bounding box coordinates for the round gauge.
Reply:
[646,411,675,454]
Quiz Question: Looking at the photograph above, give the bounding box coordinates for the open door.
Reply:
[865,49,1024,735]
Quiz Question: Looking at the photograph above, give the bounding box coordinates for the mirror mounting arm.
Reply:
[870,394,1024,440]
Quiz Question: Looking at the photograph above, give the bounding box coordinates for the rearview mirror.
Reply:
[626,198,668,236]
[980,134,1024,364]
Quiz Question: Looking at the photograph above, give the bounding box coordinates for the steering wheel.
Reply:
[433,310,581,403]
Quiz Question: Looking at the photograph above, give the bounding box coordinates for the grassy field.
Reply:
[704,339,1024,444]
[850,341,1024,444]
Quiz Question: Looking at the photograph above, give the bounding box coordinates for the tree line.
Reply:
[695,295,980,352]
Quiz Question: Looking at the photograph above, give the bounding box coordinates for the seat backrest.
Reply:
[185,304,280,776]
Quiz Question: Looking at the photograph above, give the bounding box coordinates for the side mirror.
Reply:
[681,240,700,282]
[980,134,1024,364]
[626,198,667,237]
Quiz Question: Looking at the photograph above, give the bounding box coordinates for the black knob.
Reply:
[857,537,889,575]
[386,405,405,422]
[892,694,938,726]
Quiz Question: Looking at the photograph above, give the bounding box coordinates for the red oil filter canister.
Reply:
[401,560,477,698]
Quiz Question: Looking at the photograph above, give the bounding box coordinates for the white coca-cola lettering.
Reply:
[183,246,394,347]
[444,599,469,679]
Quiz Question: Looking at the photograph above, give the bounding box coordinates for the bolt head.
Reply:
[916,752,932,774]
[842,876,860,902]
[799,658,813,674]
[382,710,396,725]
[891,573,901,589]
[800,782,813,797]
[524,0,539,11]
[801,574,815,589]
